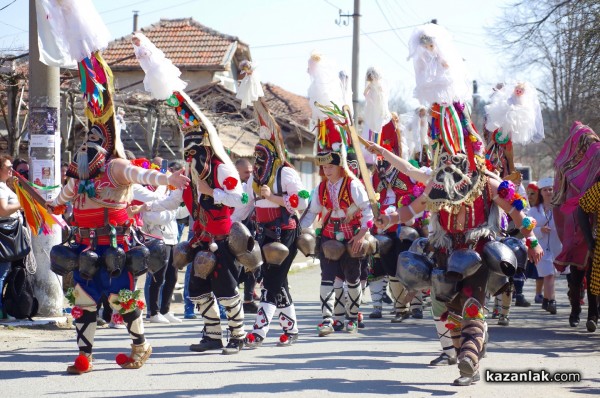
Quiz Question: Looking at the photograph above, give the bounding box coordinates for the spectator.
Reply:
[235,157,260,313]
[525,181,544,303]
[527,177,561,315]
[0,155,23,319]
[13,158,29,181]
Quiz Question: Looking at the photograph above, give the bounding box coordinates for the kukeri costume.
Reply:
[232,62,309,348]
[552,122,600,328]
[384,23,542,386]
[43,0,184,374]
[130,34,249,354]
[300,118,374,336]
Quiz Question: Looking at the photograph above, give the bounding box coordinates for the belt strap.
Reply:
[75,226,130,239]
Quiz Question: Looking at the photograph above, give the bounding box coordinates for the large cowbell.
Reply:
[500,236,528,271]
[446,249,482,282]
[50,244,79,276]
[396,251,434,291]
[228,222,262,272]
[482,240,518,277]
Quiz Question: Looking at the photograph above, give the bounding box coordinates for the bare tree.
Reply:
[492,0,600,178]
[0,57,27,158]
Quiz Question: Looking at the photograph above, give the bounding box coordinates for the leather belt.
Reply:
[74,225,130,239]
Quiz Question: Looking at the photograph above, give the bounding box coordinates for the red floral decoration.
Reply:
[113,314,123,324]
[223,177,238,190]
[131,158,151,169]
[445,323,456,330]
[289,194,299,208]
[279,334,289,343]
[137,300,145,310]
[465,304,480,318]
[439,311,449,322]
[74,354,90,372]
[71,306,83,320]
[247,333,256,343]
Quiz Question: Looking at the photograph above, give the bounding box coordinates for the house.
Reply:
[99,17,317,185]
[102,18,251,95]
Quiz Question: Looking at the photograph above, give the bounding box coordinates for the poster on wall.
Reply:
[31,159,55,188]
[29,107,58,135]
[29,107,60,201]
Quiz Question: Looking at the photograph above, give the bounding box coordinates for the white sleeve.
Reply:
[281,166,309,213]
[148,188,184,212]
[350,180,374,229]
[213,163,244,208]
[231,180,255,223]
[299,186,322,229]
[131,184,164,202]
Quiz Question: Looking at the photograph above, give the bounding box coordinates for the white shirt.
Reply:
[210,163,244,208]
[300,177,374,229]
[0,182,21,219]
[232,166,308,222]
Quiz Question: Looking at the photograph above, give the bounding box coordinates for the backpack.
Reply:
[2,265,38,320]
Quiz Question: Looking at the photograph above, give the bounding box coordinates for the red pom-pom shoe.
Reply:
[276,332,298,347]
[66,353,93,375]
[117,342,152,369]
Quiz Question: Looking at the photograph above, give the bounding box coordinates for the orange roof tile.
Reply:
[102,18,249,71]
[262,83,311,128]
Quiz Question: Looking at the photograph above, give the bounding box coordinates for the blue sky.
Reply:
[1,0,515,104]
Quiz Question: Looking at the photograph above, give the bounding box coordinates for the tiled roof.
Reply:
[102,18,249,71]
[262,83,311,128]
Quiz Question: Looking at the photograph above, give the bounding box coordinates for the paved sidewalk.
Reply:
[0,266,598,397]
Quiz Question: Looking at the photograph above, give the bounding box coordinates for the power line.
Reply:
[104,0,198,26]
[360,29,411,73]
[375,0,408,49]
[0,0,16,12]
[252,25,420,49]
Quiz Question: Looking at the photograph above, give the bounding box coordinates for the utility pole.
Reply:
[337,0,361,126]
[29,0,63,317]
[351,0,360,125]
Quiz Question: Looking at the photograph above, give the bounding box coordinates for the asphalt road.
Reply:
[0,263,598,397]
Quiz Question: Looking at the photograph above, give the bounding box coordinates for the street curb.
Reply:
[0,316,68,328]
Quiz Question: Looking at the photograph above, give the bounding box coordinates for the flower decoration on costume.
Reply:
[112,289,145,315]
[279,333,289,343]
[130,158,151,169]
[511,193,527,211]
[485,159,494,172]
[366,220,374,229]
[298,190,310,200]
[462,298,485,320]
[444,312,462,330]
[400,195,413,207]
[241,193,249,204]
[65,287,78,306]
[223,176,238,190]
[315,228,322,237]
[289,194,299,208]
[521,216,536,231]
[497,180,516,201]
[525,237,539,249]
[412,182,426,197]
[71,306,83,319]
